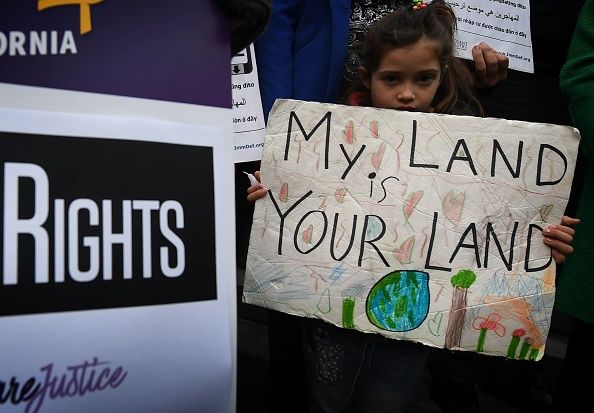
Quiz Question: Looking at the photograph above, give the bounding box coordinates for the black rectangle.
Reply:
[0,131,217,316]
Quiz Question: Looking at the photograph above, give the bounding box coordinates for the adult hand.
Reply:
[545,215,580,264]
[246,170,269,202]
[471,42,509,88]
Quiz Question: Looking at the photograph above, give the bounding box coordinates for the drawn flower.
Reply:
[528,345,541,361]
[518,337,533,360]
[506,328,526,358]
[342,297,356,329]
[473,313,506,352]
[334,286,367,329]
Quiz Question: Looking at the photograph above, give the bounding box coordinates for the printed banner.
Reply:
[232,44,266,163]
[244,99,580,359]
[0,0,230,107]
[0,2,236,412]
[1,131,216,316]
[448,0,534,73]
[0,108,235,413]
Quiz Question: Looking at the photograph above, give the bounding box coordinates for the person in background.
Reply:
[248,2,578,411]
[554,1,594,410]
[255,0,508,122]
[215,4,274,409]
[476,1,585,125]
[216,0,272,56]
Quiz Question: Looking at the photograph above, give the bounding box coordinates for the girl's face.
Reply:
[364,36,442,113]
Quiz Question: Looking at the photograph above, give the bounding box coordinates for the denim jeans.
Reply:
[302,318,429,413]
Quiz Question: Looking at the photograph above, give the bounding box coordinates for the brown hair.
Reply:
[348,0,482,115]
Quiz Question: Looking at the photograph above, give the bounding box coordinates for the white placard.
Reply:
[449,0,534,73]
[0,105,236,413]
[231,44,266,162]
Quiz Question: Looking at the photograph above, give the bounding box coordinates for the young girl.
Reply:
[248,1,578,411]
[343,0,480,116]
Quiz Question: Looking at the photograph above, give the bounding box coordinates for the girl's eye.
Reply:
[418,75,436,84]
[384,75,399,84]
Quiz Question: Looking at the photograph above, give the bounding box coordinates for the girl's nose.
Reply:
[397,86,415,102]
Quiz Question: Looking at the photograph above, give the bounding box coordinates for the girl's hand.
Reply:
[246,171,268,202]
[471,42,509,88]
[544,215,580,264]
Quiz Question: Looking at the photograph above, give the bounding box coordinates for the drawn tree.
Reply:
[445,269,477,349]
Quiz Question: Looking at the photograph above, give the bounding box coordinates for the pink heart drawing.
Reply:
[279,182,288,202]
[319,197,328,209]
[335,188,347,203]
[370,120,379,138]
[540,205,553,222]
[372,143,386,171]
[343,120,354,144]
[303,224,313,244]
[443,190,465,223]
[393,236,415,264]
[404,191,423,220]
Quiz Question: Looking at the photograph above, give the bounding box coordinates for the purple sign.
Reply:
[0,0,231,108]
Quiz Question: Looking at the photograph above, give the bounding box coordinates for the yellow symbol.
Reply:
[38,0,104,35]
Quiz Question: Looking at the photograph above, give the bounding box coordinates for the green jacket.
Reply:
[557,0,594,323]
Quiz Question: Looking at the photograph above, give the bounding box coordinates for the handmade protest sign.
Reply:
[243,99,580,359]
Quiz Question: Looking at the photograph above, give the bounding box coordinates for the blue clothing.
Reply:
[254,0,351,119]
[253,3,351,411]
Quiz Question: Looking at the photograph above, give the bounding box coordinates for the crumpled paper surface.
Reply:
[243,99,580,359]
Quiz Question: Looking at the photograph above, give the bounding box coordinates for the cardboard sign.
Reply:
[244,99,580,359]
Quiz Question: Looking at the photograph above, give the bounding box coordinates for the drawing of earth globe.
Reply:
[366,270,430,332]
